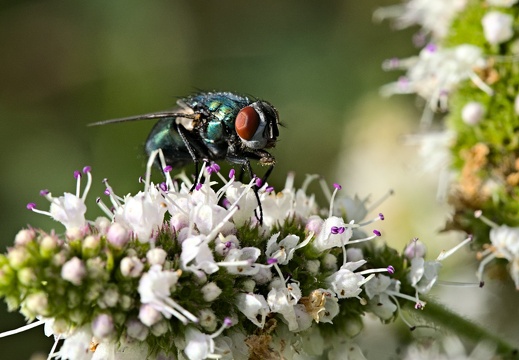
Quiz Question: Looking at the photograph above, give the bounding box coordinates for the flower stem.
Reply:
[405,297,518,358]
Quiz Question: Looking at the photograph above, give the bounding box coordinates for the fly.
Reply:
[90,92,281,224]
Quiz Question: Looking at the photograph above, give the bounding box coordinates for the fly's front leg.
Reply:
[226,154,267,225]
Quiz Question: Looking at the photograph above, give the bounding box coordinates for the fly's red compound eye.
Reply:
[235,106,260,141]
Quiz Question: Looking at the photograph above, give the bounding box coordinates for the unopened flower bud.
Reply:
[201,282,222,302]
[199,309,217,332]
[306,259,320,275]
[92,313,114,339]
[126,318,149,341]
[8,248,29,270]
[146,248,167,266]
[82,235,100,257]
[461,102,485,125]
[14,229,35,246]
[40,235,58,258]
[106,223,129,248]
[404,239,427,259]
[17,268,36,286]
[61,257,86,286]
[150,320,169,337]
[24,292,49,317]
[482,11,514,45]
[66,227,83,241]
[139,304,162,327]
[120,256,144,278]
[95,217,111,235]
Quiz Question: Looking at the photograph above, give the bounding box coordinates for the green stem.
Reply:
[403,297,518,358]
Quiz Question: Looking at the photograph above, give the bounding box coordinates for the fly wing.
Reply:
[88,108,197,128]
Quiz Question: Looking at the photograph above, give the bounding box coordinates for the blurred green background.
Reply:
[0,0,422,358]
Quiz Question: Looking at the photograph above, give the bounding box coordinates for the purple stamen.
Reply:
[195,183,202,191]
[337,227,345,234]
[333,183,342,190]
[225,241,232,248]
[373,230,381,237]
[82,166,91,174]
[229,169,235,179]
[222,198,231,208]
[387,265,395,274]
[266,186,274,193]
[207,166,214,174]
[39,189,49,196]
[267,258,278,265]
[159,182,168,192]
[163,165,173,173]
[212,163,220,172]
[414,303,423,310]
[74,170,81,179]
[330,226,339,234]
[425,43,437,52]
[104,189,111,196]
[223,317,233,327]
[26,202,36,210]
[255,177,263,187]
[379,213,384,221]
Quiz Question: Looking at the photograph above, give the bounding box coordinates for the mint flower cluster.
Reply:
[0,148,477,359]
[378,0,519,290]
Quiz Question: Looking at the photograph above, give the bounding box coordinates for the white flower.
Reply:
[225,182,259,226]
[328,339,367,360]
[183,318,233,360]
[222,247,261,275]
[313,217,353,252]
[54,326,93,360]
[236,293,270,328]
[482,11,514,45]
[92,340,150,360]
[138,265,197,324]
[408,257,442,294]
[114,186,167,243]
[374,0,467,40]
[478,225,519,288]
[267,281,302,331]
[404,336,496,360]
[462,101,485,125]
[181,235,219,277]
[327,260,369,299]
[364,275,399,320]
[49,193,87,231]
[265,233,300,265]
[381,44,489,110]
[333,195,368,222]
[184,327,216,360]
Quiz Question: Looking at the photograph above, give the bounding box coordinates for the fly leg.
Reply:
[226,155,266,225]
[176,124,208,192]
